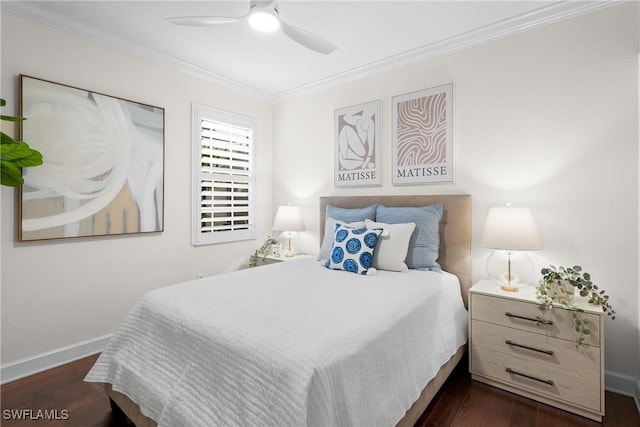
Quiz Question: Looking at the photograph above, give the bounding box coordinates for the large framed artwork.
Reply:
[392,84,453,185]
[334,100,381,187]
[18,75,165,241]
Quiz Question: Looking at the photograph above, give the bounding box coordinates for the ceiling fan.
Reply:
[167,0,338,55]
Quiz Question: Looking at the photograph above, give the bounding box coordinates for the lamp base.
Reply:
[486,250,535,287]
[278,231,299,258]
[500,284,519,292]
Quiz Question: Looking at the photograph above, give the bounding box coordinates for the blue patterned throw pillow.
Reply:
[325,225,382,275]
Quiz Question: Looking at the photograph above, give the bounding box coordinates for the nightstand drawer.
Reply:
[470,293,600,346]
[471,320,600,374]
[471,345,601,411]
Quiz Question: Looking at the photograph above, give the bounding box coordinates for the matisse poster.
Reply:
[392,84,453,185]
[334,100,381,187]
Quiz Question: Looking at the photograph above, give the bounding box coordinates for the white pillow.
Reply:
[365,219,416,272]
[317,217,365,261]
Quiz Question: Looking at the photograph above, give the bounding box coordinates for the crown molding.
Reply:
[271,1,621,101]
[1,1,622,104]
[0,2,273,102]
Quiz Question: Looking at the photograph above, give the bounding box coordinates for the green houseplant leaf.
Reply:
[1,140,43,166]
[0,159,24,186]
[249,236,280,267]
[535,264,615,350]
[0,98,43,186]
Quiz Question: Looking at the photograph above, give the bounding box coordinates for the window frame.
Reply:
[192,103,256,246]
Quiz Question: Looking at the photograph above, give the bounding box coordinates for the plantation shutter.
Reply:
[193,105,256,245]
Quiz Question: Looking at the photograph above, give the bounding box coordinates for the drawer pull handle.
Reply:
[506,367,554,386]
[505,312,553,325]
[505,340,554,356]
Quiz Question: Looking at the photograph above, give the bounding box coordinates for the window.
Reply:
[192,104,256,245]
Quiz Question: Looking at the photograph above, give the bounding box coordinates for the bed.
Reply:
[85,194,472,427]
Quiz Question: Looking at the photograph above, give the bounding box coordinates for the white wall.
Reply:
[2,3,639,395]
[274,3,640,381]
[0,12,274,364]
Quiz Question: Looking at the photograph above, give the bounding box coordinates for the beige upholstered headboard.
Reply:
[319,195,472,307]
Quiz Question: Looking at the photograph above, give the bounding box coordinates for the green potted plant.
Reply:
[1,98,43,186]
[249,236,279,267]
[535,265,615,349]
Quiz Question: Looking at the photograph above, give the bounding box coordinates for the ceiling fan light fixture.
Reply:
[248,11,280,32]
[169,0,337,54]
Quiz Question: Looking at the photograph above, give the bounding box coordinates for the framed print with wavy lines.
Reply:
[392,84,453,185]
[18,75,165,241]
[334,100,381,187]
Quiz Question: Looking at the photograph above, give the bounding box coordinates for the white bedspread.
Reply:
[85,258,468,427]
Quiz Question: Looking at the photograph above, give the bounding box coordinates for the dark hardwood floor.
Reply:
[415,358,640,427]
[1,353,639,426]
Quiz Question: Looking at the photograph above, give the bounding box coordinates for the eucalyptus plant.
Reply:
[536,265,615,349]
[1,98,43,186]
[249,236,279,267]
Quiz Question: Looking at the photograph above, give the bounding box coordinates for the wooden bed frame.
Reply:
[106,194,472,427]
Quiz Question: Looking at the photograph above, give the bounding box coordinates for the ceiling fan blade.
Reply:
[167,16,243,26]
[280,20,337,55]
[250,0,275,10]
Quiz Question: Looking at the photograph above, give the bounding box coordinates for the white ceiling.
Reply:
[2,1,612,101]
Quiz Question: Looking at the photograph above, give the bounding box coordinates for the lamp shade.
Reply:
[481,206,543,251]
[272,205,305,231]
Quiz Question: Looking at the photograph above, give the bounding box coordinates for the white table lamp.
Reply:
[481,205,543,292]
[272,204,305,257]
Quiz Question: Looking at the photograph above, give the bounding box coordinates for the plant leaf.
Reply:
[1,131,17,145]
[1,141,43,166]
[0,115,25,122]
[0,98,26,121]
[0,159,24,186]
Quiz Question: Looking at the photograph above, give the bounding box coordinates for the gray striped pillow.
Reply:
[375,204,443,272]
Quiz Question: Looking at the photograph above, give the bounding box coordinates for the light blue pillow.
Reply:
[325,204,377,223]
[325,225,382,275]
[375,204,443,272]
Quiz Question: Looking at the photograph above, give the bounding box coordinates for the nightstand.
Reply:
[258,254,312,266]
[469,279,605,421]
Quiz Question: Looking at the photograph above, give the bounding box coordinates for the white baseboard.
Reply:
[0,333,112,385]
[605,369,640,414]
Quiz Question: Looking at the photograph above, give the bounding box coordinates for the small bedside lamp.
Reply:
[481,205,543,292]
[272,204,305,257]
